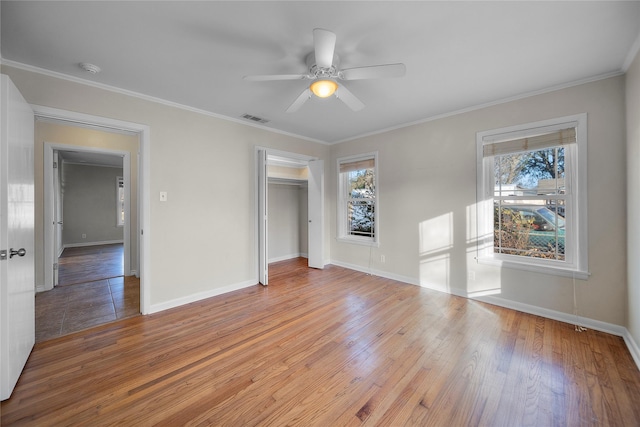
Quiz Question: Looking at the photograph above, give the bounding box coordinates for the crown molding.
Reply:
[1,57,626,148]
[0,58,329,145]
[332,70,624,145]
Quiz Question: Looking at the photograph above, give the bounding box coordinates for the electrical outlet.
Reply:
[82,233,86,239]
[468,271,476,281]
[380,255,385,263]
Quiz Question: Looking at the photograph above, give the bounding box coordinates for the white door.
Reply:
[0,75,35,400]
[258,149,268,285]
[307,159,324,269]
[53,151,63,286]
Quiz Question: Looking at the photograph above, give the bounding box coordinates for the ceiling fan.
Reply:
[243,28,406,112]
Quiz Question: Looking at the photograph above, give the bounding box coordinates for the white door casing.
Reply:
[307,159,324,269]
[258,149,268,285]
[0,74,35,400]
[53,151,62,286]
[33,105,150,314]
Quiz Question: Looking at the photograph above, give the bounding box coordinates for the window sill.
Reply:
[477,257,589,280]
[337,236,379,247]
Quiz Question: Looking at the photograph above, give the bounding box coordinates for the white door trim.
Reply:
[32,105,151,315]
[257,149,268,286]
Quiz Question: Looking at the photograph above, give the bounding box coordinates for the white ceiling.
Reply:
[2,1,640,144]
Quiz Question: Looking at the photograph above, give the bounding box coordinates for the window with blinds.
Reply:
[476,114,588,278]
[337,153,378,245]
[117,177,124,227]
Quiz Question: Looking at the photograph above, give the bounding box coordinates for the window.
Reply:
[117,177,124,227]
[337,153,378,245]
[476,114,588,278]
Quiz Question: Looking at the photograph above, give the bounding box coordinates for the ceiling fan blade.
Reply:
[286,88,312,113]
[335,85,364,111]
[340,63,406,80]
[244,74,309,81]
[313,28,336,69]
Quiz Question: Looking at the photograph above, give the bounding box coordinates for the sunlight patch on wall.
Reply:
[419,212,453,292]
[419,212,453,256]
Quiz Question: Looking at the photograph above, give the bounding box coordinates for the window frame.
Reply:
[476,114,588,279]
[336,152,379,247]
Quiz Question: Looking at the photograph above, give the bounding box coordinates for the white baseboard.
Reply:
[474,294,626,335]
[148,279,257,314]
[268,253,309,263]
[329,260,419,286]
[475,294,640,371]
[269,253,302,263]
[63,240,124,249]
[328,259,640,371]
[623,329,640,370]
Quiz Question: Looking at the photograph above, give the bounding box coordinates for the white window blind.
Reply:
[483,127,576,157]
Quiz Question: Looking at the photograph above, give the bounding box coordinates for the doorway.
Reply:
[39,138,139,340]
[256,148,324,285]
[44,143,133,289]
[33,105,151,316]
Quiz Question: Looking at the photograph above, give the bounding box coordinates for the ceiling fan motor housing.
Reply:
[306,52,340,79]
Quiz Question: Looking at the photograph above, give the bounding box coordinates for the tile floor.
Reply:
[35,275,140,343]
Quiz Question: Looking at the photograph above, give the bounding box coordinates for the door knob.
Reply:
[9,248,26,259]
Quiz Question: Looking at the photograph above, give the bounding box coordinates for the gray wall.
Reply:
[627,53,640,350]
[268,182,308,262]
[4,64,329,308]
[330,75,627,328]
[62,163,124,246]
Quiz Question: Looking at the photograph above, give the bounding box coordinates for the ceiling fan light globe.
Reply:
[310,80,338,98]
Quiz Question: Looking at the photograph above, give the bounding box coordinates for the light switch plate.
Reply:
[160,191,167,202]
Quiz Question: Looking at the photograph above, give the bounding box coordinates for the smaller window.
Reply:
[117,177,124,227]
[337,153,378,246]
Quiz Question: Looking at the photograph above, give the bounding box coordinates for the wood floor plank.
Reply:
[2,258,640,426]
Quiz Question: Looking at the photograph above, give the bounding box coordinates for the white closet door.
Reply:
[307,159,324,269]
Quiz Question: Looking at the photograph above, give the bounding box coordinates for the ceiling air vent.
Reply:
[241,114,269,124]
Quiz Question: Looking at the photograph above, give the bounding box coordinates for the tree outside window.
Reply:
[477,114,588,278]
[338,153,378,245]
[493,147,565,260]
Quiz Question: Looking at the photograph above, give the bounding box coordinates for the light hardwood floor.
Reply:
[3,258,639,425]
